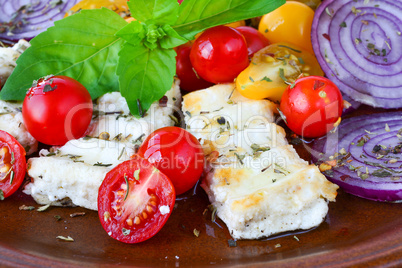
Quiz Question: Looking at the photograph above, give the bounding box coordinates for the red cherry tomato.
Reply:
[98,156,175,243]
[0,130,26,199]
[138,127,204,195]
[176,44,214,92]
[280,76,343,138]
[22,75,93,146]
[235,26,270,57]
[190,25,249,84]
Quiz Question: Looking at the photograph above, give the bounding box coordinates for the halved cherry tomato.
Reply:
[0,130,26,199]
[22,75,93,146]
[176,44,214,92]
[236,43,323,101]
[258,1,315,54]
[235,26,270,57]
[138,127,204,195]
[280,76,343,138]
[190,25,249,84]
[98,156,175,243]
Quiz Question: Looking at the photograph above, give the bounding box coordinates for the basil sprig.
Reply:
[0,0,285,117]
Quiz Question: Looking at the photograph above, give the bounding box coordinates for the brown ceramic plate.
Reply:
[1,106,401,267]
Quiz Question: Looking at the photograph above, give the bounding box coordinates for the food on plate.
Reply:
[236,43,323,101]
[138,126,204,195]
[0,0,80,43]
[22,75,93,146]
[258,1,315,54]
[311,0,402,108]
[0,130,26,199]
[183,83,338,239]
[97,155,175,244]
[280,76,344,138]
[190,25,249,84]
[0,0,285,118]
[311,112,402,202]
[23,81,181,210]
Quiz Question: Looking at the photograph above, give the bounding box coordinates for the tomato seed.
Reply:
[134,216,140,225]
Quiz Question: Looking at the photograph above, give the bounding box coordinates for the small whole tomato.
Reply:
[98,156,175,243]
[0,130,26,199]
[176,44,214,92]
[280,76,343,138]
[138,127,204,195]
[22,75,93,146]
[258,1,315,54]
[190,25,249,84]
[235,26,270,57]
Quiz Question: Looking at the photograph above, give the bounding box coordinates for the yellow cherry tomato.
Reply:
[236,43,323,102]
[65,0,130,17]
[258,1,315,54]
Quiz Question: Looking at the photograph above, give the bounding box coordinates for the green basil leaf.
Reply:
[159,25,188,49]
[0,8,127,101]
[115,20,146,45]
[129,0,179,25]
[116,43,176,117]
[174,0,286,40]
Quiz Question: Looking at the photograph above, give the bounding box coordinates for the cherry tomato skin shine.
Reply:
[280,76,343,138]
[98,156,175,243]
[138,127,204,195]
[235,26,270,57]
[0,130,26,199]
[22,75,93,146]
[190,25,249,84]
[176,44,214,92]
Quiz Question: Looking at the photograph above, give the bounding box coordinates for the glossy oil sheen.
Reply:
[0,106,401,267]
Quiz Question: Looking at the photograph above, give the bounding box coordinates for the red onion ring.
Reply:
[0,0,79,43]
[311,0,402,108]
[311,111,402,202]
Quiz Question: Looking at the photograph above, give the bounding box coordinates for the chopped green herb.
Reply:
[37,204,51,212]
[339,21,347,28]
[124,173,129,201]
[234,153,245,165]
[297,57,305,64]
[278,45,301,53]
[294,236,300,242]
[249,76,254,82]
[193,229,200,237]
[0,190,4,200]
[228,239,237,247]
[56,236,74,242]
[261,76,273,82]
[134,169,140,181]
[54,215,62,221]
[93,162,112,167]
[279,68,287,82]
[122,228,130,236]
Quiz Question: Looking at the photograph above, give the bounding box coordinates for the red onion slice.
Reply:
[310,112,402,202]
[311,0,402,108]
[0,0,79,43]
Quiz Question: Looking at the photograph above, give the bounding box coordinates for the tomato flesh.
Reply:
[22,75,93,146]
[0,130,26,199]
[98,156,175,243]
[190,25,249,84]
[138,127,204,195]
[280,76,343,138]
